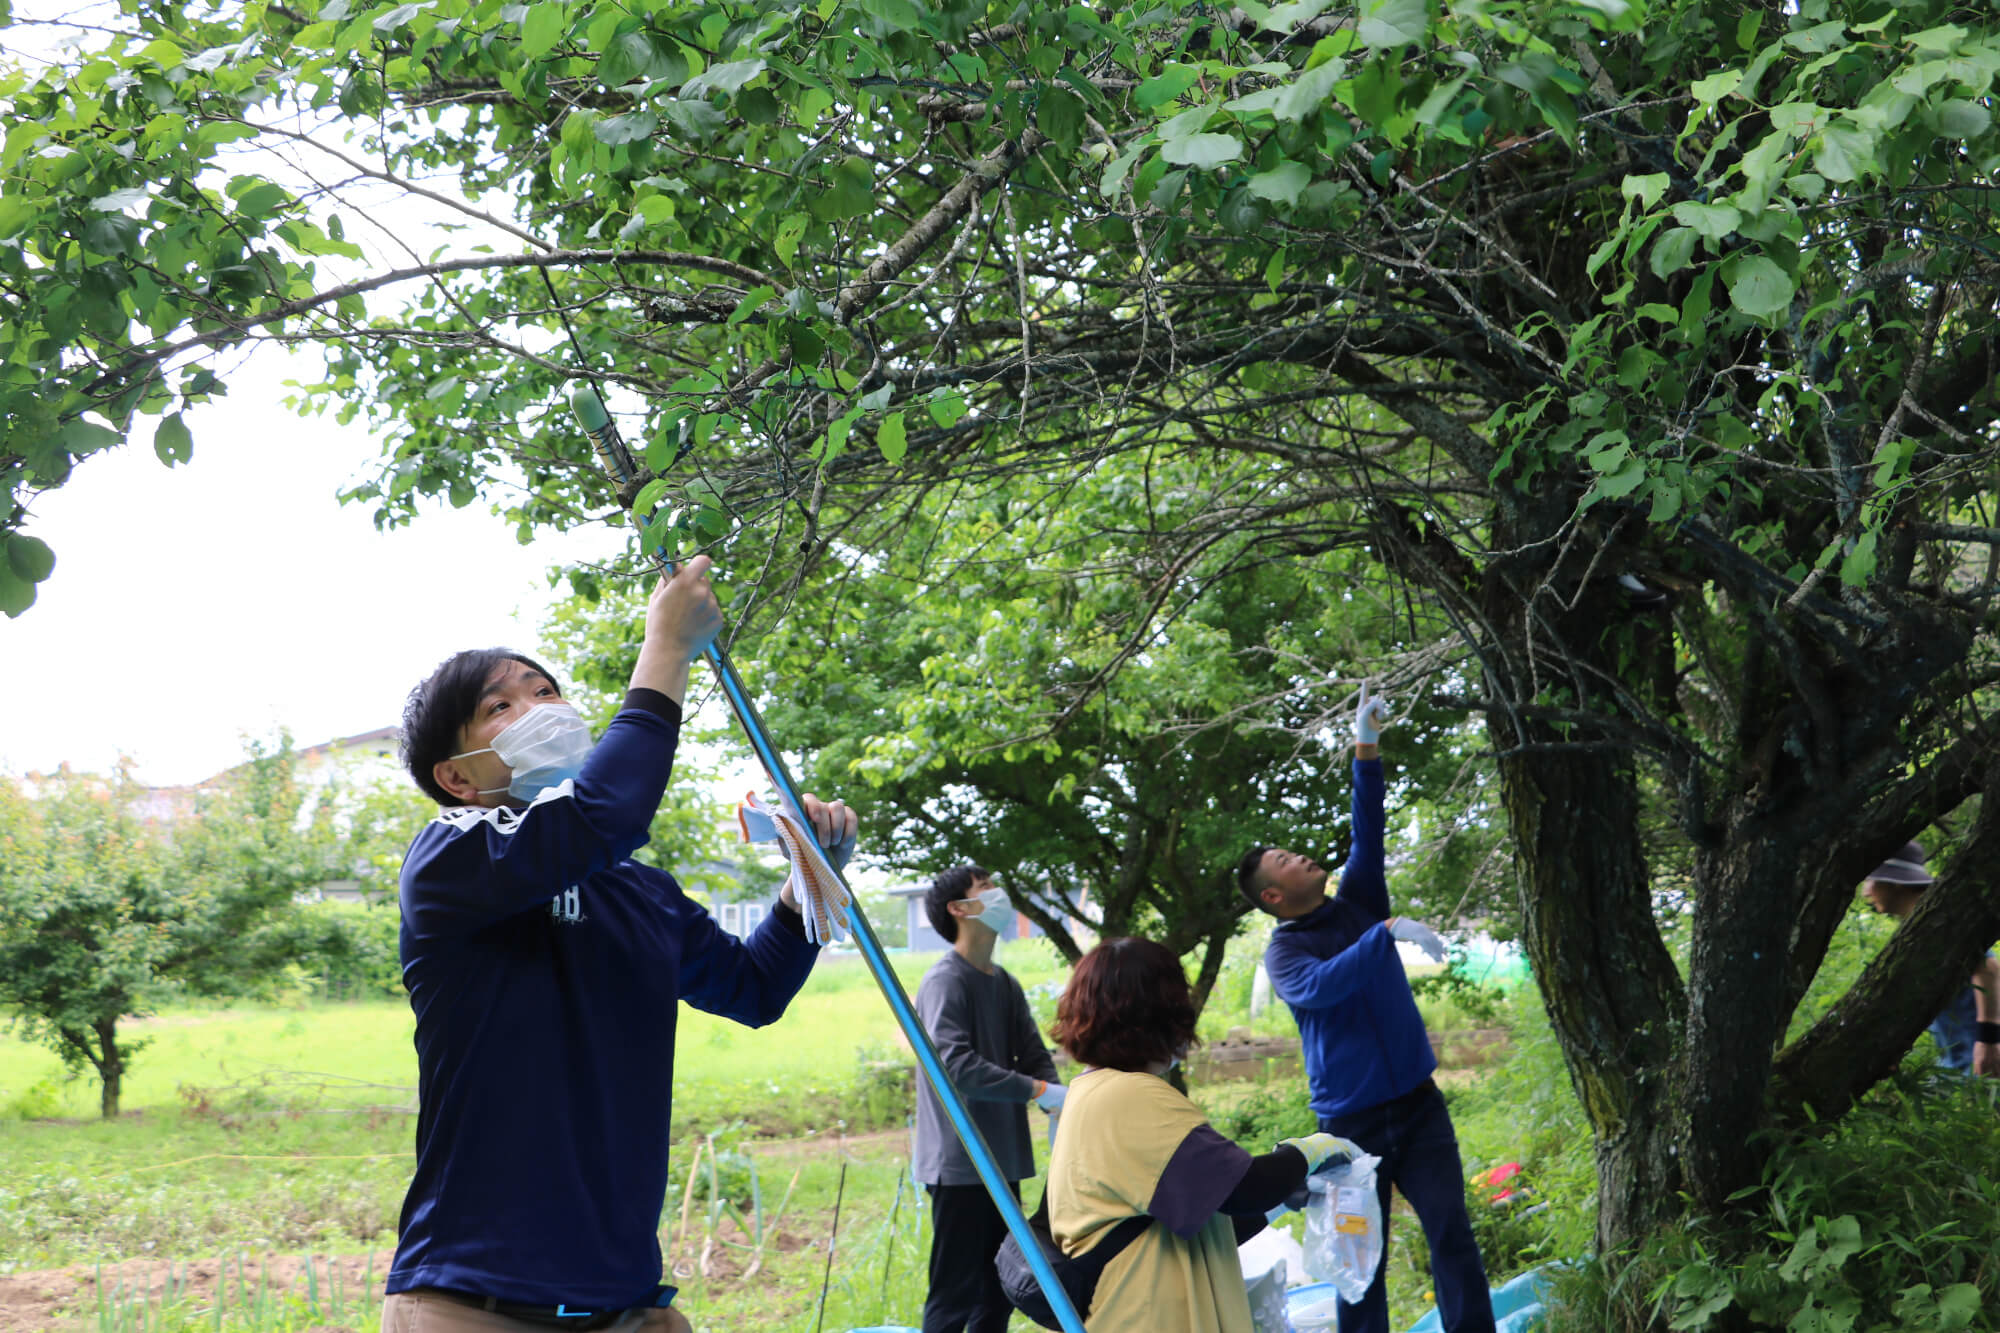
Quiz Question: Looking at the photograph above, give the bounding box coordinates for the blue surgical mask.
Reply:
[451,702,593,801]
[970,886,1012,923]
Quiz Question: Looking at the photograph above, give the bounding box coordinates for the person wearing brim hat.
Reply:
[1860,841,2000,1077]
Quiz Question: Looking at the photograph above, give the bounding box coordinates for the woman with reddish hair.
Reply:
[1044,937,1356,1332]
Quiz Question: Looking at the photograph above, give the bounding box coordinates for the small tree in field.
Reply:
[0,742,346,1117]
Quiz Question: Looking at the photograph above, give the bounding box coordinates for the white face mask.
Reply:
[451,701,593,801]
[966,886,1012,925]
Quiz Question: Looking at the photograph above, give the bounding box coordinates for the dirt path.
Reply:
[0,1250,394,1333]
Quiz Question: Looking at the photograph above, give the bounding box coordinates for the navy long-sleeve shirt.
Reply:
[387,690,820,1310]
[1264,757,1436,1118]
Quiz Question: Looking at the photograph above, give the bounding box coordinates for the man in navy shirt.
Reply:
[383,557,856,1333]
[1237,689,1494,1333]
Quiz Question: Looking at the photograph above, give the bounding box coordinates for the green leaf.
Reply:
[646,415,687,471]
[1357,0,1427,47]
[859,0,923,33]
[1722,254,1793,318]
[1247,160,1311,204]
[878,411,908,463]
[594,111,658,145]
[813,156,875,221]
[236,182,291,219]
[151,412,193,465]
[57,419,122,455]
[927,388,967,427]
[1272,59,1344,122]
[1649,227,1698,278]
[1037,89,1085,149]
[1593,454,1648,499]
[1936,100,1991,139]
[1136,64,1201,111]
[1814,123,1876,182]
[727,285,774,325]
[90,187,150,213]
[596,31,663,88]
[632,477,672,517]
[0,562,35,617]
[1690,69,1740,105]
[6,534,55,583]
[520,4,567,58]
[1264,247,1288,293]
[1935,1284,1981,1331]
[774,213,808,267]
[1157,106,1214,143]
[1620,172,1669,209]
[1904,24,1967,54]
[0,195,33,239]
[682,58,766,99]
[1258,0,1334,31]
[1161,133,1243,168]
[1669,201,1740,240]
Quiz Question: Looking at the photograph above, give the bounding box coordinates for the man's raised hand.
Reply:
[1355,683,1390,745]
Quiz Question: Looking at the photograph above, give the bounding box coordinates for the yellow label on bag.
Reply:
[1333,1185,1371,1234]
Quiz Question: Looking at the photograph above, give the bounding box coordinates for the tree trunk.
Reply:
[1680,832,1813,1210]
[1494,733,1687,1253]
[1186,923,1233,1013]
[95,1016,122,1119]
[1774,769,2000,1123]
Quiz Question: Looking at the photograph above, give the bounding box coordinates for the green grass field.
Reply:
[0,936,1499,1332]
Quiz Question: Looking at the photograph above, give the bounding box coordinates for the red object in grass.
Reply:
[1472,1161,1524,1203]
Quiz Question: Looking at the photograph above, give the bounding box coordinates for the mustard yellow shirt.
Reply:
[1047,1068,1254,1333]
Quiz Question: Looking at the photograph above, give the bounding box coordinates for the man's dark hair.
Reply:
[924,864,990,944]
[1050,937,1199,1071]
[401,648,562,806]
[1236,845,1274,914]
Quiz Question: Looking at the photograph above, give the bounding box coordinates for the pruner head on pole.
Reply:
[568,381,640,488]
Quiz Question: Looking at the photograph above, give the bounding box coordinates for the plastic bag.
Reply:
[1302,1152,1384,1303]
[1244,1256,1292,1333]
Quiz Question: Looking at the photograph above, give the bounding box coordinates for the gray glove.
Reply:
[1389,917,1447,963]
[1355,685,1389,744]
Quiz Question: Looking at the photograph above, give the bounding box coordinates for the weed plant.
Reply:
[1549,1068,2000,1333]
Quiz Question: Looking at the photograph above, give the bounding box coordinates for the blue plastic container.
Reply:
[1403,1264,1554,1332]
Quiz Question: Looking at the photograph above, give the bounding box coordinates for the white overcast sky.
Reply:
[0,7,631,787]
[1,365,626,786]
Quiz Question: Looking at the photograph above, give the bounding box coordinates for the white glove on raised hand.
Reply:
[1354,685,1389,744]
[1388,916,1447,963]
[1033,1081,1067,1111]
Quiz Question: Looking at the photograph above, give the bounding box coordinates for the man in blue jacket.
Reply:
[383,556,856,1333]
[1237,688,1494,1333]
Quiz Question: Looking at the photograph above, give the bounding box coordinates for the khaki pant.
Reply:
[381,1292,691,1333]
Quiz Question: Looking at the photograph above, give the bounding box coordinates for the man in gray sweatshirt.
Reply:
[912,865,1065,1333]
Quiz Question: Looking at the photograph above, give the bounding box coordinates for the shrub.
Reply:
[1548,1068,2000,1332]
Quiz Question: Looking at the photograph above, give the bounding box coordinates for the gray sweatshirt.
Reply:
[912,950,1060,1185]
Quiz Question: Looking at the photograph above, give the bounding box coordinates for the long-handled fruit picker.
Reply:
[570,384,1088,1333]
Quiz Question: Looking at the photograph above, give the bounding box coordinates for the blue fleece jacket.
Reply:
[1264,757,1437,1119]
[386,690,819,1312]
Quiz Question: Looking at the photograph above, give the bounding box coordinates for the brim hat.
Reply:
[1865,840,1934,886]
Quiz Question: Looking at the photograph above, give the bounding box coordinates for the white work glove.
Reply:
[1354,685,1389,744]
[1388,916,1447,963]
[1033,1081,1067,1111]
[1277,1132,1362,1175]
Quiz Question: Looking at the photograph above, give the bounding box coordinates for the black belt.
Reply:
[432,1288,630,1330]
[1385,1076,1439,1110]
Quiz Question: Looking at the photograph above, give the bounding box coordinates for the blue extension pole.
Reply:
[571,386,1089,1333]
